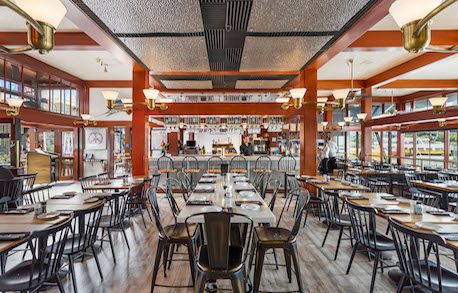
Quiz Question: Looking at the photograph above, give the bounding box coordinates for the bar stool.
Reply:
[253,156,272,193]
[182,155,200,187]
[278,155,296,198]
[157,155,176,179]
[207,156,222,174]
[229,155,248,174]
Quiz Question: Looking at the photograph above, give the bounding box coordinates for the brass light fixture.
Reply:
[344,116,352,126]
[280,88,307,110]
[74,114,96,126]
[321,121,328,131]
[332,89,350,109]
[0,0,67,54]
[103,89,169,115]
[390,0,458,53]
[338,121,345,129]
[428,95,448,114]
[357,113,368,123]
[0,98,24,116]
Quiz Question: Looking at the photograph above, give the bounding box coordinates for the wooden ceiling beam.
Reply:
[151,70,301,77]
[379,79,458,89]
[399,90,455,103]
[146,103,303,116]
[365,53,456,88]
[365,107,458,127]
[307,0,396,70]
[317,80,366,90]
[347,30,458,52]
[0,32,102,51]
[86,80,132,88]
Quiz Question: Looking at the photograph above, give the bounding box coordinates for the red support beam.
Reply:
[86,80,133,88]
[366,108,458,127]
[360,88,373,162]
[366,53,456,88]
[347,30,458,52]
[300,69,318,175]
[131,64,149,177]
[0,32,101,51]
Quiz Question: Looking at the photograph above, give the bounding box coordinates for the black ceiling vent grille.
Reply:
[200,3,226,30]
[227,0,252,31]
[205,29,224,49]
[225,48,243,65]
[210,62,224,71]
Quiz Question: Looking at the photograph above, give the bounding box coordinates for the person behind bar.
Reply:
[239,136,253,156]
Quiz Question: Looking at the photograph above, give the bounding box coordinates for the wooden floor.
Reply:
[10,183,399,293]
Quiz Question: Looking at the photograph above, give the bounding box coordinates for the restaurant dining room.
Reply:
[0,0,458,292]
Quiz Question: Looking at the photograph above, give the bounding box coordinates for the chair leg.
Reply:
[334,226,344,261]
[107,228,117,264]
[91,245,104,280]
[370,251,380,293]
[139,204,148,229]
[68,256,78,293]
[194,269,206,293]
[100,228,106,249]
[396,275,405,293]
[120,222,131,250]
[163,243,170,278]
[253,245,266,293]
[321,224,331,247]
[284,248,292,283]
[272,248,279,270]
[247,237,257,276]
[290,243,304,293]
[303,205,310,227]
[151,239,164,293]
[230,268,246,293]
[346,243,359,274]
[56,273,65,293]
[187,241,196,286]
[167,244,175,270]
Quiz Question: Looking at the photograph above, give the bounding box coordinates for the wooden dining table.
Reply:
[177,174,276,225]
[344,192,458,250]
[83,178,144,191]
[303,176,370,192]
[410,180,458,210]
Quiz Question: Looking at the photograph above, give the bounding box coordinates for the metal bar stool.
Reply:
[182,155,200,187]
[229,155,248,174]
[157,155,177,184]
[207,156,223,174]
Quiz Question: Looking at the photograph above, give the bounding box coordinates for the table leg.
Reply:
[284,172,288,198]
[441,191,449,210]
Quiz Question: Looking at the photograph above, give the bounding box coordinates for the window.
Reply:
[405,102,412,112]
[383,131,397,164]
[372,104,382,117]
[332,109,345,124]
[0,124,11,164]
[347,131,360,160]
[39,131,55,153]
[348,104,361,121]
[62,81,71,115]
[404,133,414,166]
[449,130,457,170]
[4,61,22,101]
[0,59,5,100]
[332,132,345,159]
[414,99,429,111]
[446,93,458,107]
[415,131,444,169]
[62,131,74,156]
[50,77,61,113]
[71,88,79,116]
[22,67,38,108]
[371,131,381,162]
[37,73,50,111]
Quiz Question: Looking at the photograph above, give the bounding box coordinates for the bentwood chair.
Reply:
[22,184,51,205]
[345,201,396,293]
[321,192,352,260]
[150,187,199,292]
[278,155,297,198]
[96,191,131,264]
[207,156,223,174]
[249,188,310,293]
[389,218,458,293]
[0,216,72,293]
[127,179,152,229]
[230,155,248,174]
[60,201,105,293]
[17,173,36,194]
[182,155,200,187]
[176,171,193,199]
[186,212,254,293]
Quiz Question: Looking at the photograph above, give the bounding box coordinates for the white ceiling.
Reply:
[89,88,131,121]
[27,50,132,81]
[318,51,418,80]
[400,54,458,80]
[371,1,458,30]
[0,7,80,31]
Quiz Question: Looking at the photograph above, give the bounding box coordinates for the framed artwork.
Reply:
[85,128,107,150]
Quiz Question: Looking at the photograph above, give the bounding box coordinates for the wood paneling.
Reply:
[86,80,133,88]
[0,32,101,50]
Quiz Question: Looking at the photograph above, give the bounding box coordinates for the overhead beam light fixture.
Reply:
[281,88,307,110]
[332,89,350,109]
[1,98,24,116]
[357,113,368,123]
[389,0,458,53]
[0,0,67,54]
[74,114,96,126]
[103,88,169,115]
[429,95,448,114]
[344,116,352,126]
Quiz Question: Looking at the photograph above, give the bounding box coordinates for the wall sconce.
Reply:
[344,116,352,126]
[389,0,458,53]
[357,113,368,123]
[74,114,97,126]
[0,0,67,54]
[429,96,447,114]
[338,121,345,129]
[103,89,169,115]
[332,89,350,109]
[1,98,24,116]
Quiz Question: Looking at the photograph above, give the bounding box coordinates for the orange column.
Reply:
[299,68,318,175]
[131,64,149,177]
[324,109,333,124]
[360,87,372,162]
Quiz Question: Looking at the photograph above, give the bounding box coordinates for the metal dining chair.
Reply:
[16,173,36,194]
[0,178,23,210]
[185,212,254,293]
[278,155,297,198]
[207,156,223,174]
[22,184,51,205]
[229,155,248,174]
[249,188,310,293]
[389,218,458,293]
[0,216,72,292]
[127,179,152,229]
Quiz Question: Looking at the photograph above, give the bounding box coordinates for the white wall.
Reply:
[187,131,242,154]
[89,88,132,121]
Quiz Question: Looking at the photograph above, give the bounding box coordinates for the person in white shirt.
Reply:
[327,137,338,174]
[320,140,330,175]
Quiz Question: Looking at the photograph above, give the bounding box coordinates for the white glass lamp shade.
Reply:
[344,116,352,123]
[143,88,160,100]
[317,102,326,108]
[389,0,442,28]
[321,121,328,128]
[81,114,91,121]
[357,113,368,121]
[15,0,68,28]
[276,97,290,103]
[429,96,447,107]
[317,97,328,103]
[102,91,119,101]
[7,98,24,107]
[338,121,345,127]
[121,98,132,104]
[332,89,350,100]
[289,88,307,99]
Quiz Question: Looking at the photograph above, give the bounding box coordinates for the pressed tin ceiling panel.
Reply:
[235,80,289,89]
[81,0,204,33]
[161,80,213,89]
[240,36,332,71]
[248,0,372,32]
[122,37,210,71]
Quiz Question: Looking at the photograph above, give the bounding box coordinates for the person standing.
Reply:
[327,136,338,174]
[239,136,253,156]
[320,139,330,175]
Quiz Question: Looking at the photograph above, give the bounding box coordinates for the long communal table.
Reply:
[304,176,370,192]
[177,174,276,225]
[410,180,458,210]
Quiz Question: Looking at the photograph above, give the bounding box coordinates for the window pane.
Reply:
[429,131,444,169]
[404,133,414,166]
[347,131,360,160]
[4,61,22,101]
[332,109,345,124]
[62,81,71,115]
[414,99,429,111]
[71,88,79,116]
[50,77,61,113]
[446,93,458,107]
[371,131,381,162]
[405,102,411,112]
[39,131,55,153]
[372,104,382,117]
[449,130,457,170]
[0,59,5,101]
[332,132,345,159]
[37,73,50,111]
[0,124,11,164]
[62,131,74,156]
[22,67,38,108]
